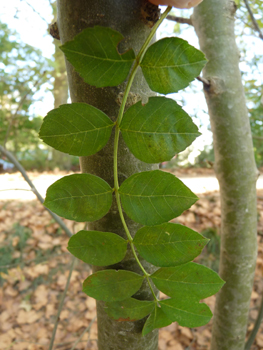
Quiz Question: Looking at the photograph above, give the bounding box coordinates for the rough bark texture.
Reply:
[56,1,159,349]
[193,1,258,349]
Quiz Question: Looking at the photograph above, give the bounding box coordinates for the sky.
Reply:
[1,1,262,162]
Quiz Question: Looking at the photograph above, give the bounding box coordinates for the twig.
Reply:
[20,0,49,24]
[0,145,72,238]
[253,135,263,140]
[166,15,193,25]
[48,257,76,350]
[0,188,33,192]
[245,293,263,350]
[70,316,97,350]
[3,72,46,148]
[196,76,210,87]
[243,0,263,41]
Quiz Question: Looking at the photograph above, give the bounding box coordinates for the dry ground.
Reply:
[1,169,263,350]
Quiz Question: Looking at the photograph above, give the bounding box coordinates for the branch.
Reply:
[253,135,263,140]
[245,293,263,350]
[196,75,210,87]
[70,316,97,350]
[243,0,263,41]
[21,0,49,24]
[166,14,193,25]
[48,257,76,350]
[0,145,72,238]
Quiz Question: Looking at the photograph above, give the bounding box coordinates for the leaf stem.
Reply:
[137,6,172,64]
[113,6,171,302]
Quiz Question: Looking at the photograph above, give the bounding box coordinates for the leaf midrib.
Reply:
[41,124,113,138]
[48,191,112,202]
[63,48,134,63]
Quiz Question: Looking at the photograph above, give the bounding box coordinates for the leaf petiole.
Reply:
[113,6,172,302]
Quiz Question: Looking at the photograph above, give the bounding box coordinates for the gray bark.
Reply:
[193,1,258,349]
[51,2,72,170]
[56,1,159,349]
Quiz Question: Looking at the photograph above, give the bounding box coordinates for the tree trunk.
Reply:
[193,1,258,349]
[51,2,72,170]
[56,1,159,349]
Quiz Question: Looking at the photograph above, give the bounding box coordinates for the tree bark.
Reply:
[56,1,159,349]
[193,1,258,349]
[51,2,72,170]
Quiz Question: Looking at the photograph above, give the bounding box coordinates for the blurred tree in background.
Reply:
[237,0,263,168]
[0,21,51,168]
[165,0,263,169]
[47,0,79,171]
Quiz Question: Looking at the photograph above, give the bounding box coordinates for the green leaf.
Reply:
[119,170,198,226]
[67,230,127,266]
[60,26,135,88]
[39,103,114,156]
[140,37,207,94]
[44,174,113,222]
[142,304,173,336]
[160,298,212,328]
[83,270,144,302]
[133,223,208,267]
[151,263,225,300]
[104,298,155,321]
[120,97,200,163]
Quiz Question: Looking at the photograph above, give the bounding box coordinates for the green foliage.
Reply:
[142,305,173,336]
[244,81,263,167]
[39,103,115,156]
[105,298,155,321]
[159,298,212,327]
[67,230,127,266]
[60,26,135,88]
[0,21,50,153]
[133,223,208,267]
[236,3,263,166]
[150,263,223,299]
[82,270,144,302]
[44,174,113,222]
[41,19,224,335]
[119,170,198,226]
[140,37,206,94]
[120,96,200,163]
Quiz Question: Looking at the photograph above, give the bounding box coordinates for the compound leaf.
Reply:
[120,97,200,163]
[105,298,155,321]
[83,270,144,302]
[160,298,212,328]
[67,230,127,266]
[44,174,113,222]
[39,103,114,156]
[151,263,225,300]
[133,223,208,267]
[142,304,172,336]
[60,26,135,87]
[141,37,206,94]
[119,170,198,226]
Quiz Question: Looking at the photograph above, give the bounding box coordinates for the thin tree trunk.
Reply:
[56,1,159,349]
[193,1,258,349]
[51,2,71,170]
